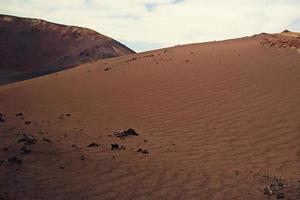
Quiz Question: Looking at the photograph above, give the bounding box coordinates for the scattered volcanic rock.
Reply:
[263,181,287,199]
[7,157,22,165]
[87,143,100,147]
[114,128,139,138]
[18,134,37,145]
[80,155,85,161]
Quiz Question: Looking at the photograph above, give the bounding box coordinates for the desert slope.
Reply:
[0,32,300,200]
[0,14,135,84]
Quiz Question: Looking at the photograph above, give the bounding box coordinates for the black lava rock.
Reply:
[137,148,149,154]
[0,113,5,122]
[24,121,32,125]
[20,146,31,155]
[114,128,139,138]
[87,143,100,147]
[16,112,23,117]
[43,138,53,143]
[111,143,120,150]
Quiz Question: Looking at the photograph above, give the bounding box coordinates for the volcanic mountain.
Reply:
[0,14,135,84]
[0,31,300,200]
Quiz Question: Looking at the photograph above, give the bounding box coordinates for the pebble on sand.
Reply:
[137,148,149,154]
[0,113,5,122]
[87,143,100,147]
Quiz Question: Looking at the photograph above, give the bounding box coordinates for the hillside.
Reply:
[0,14,135,84]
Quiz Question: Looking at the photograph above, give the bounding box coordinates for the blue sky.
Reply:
[1,0,300,52]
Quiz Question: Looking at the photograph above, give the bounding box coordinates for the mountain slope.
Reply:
[0,32,300,200]
[0,14,135,84]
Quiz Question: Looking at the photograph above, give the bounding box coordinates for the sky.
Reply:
[1,0,300,52]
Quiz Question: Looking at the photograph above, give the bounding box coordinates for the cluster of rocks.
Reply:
[1,131,54,167]
[260,33,300,50]
[18,134,37,145]
[1,117,150,168]
[112,129,149,154]
[264,183,285,199]
[82,129,149,156]
[0,156,22,166]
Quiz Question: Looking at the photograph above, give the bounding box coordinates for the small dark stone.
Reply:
[111,143,119,150]
[66,114,71,117]
[104,68,110,71]
[137,148,149,154]
[43,138,53,143]
[0,113,5,122]
[72,144,79,149]
[144,139,148,143]
[3,147,8,151]
[24,121,31,125]
[276,193,284,199]
[59,166,64,169]
[20,146,31,155]
[87,143,100,147]
[80,155,85,161]
[16,113,23,117]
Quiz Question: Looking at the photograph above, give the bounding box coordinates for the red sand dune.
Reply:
[0,32,300,200]
[0,14,134,84]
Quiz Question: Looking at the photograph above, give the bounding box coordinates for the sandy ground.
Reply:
[0,33,300,199]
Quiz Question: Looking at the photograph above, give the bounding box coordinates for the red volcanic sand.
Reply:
[0,32,300,199]
[0,14,134,84]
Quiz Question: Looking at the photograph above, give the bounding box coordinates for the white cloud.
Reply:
[0,0,300,52]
